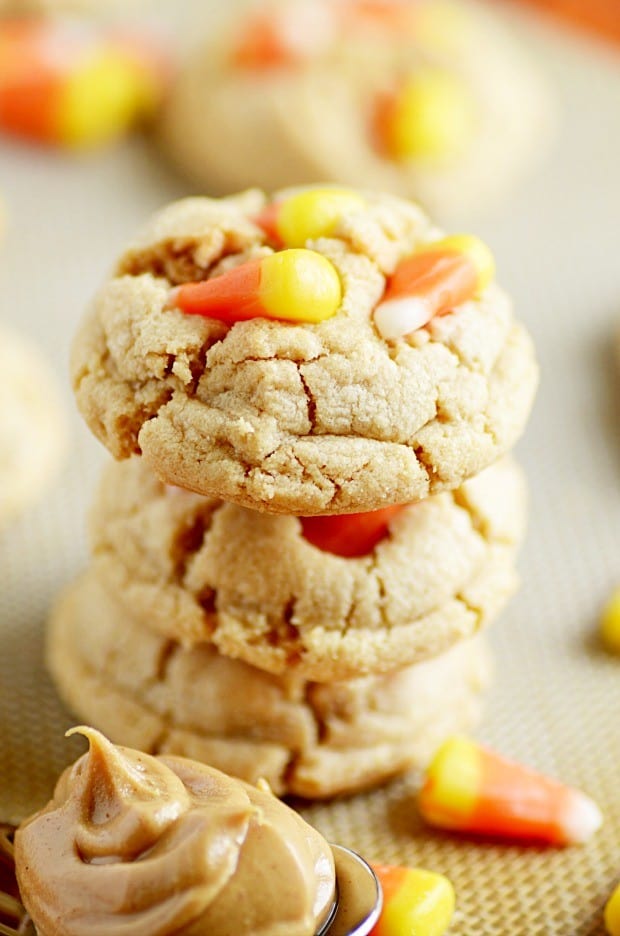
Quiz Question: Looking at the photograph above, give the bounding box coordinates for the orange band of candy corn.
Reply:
[419,736,602,846]
[374,235,494,340]
[385,248,477,306]
[0,20,63,141]
[232,12,299,69]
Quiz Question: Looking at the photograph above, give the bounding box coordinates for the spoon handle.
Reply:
[0,826,34,936]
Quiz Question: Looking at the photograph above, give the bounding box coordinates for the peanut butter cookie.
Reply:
[89,454,525,680]
[72,189,537,515]
[47,569,491,799]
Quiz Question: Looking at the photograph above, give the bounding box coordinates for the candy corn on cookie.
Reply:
[87,455,524,679]
[0,325,65,528]
[47,568,491,798]
[159,0,551,217]
[71,188,538,515]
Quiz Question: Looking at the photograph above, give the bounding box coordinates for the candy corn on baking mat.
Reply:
[1,3,619,933]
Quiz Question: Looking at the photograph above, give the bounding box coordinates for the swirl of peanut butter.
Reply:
[15,727,336,936]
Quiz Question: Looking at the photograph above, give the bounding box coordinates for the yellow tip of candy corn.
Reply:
[419,735,480,829]
[605,880,620,935]
[275,187,365,248]
[259,248,342,322]
[371,865,455,936]
[58,50,144,149]
[600,586,620,654]
[431,234,495,294]
[385,67,475,163]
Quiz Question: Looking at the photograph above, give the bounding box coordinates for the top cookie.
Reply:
[72,187,538,515]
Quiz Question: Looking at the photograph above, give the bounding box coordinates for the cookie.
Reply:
[89,454,524,680]
[158,0,551,218]
[47,569,492,798]
[71,189,538,515]
[0,325,65,528]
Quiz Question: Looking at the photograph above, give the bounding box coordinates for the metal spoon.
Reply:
[0,826,34,936]
[317,845,383,936]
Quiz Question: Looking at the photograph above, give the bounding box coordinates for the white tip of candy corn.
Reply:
[562,790,603,844]
[164,286,180,310]
[374,296,432,340]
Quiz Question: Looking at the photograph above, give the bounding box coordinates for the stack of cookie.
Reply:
[50,186,537,797]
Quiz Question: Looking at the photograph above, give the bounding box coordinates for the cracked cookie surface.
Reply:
[47,569,491,798]
[90,454,525,680]
[72,189,538,514]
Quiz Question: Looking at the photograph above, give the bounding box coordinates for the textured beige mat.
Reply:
[1,3,619,934]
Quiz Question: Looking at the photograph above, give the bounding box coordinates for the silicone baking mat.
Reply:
[1,3,619,933]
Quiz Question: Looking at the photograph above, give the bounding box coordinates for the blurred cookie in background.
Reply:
[0,324,66,528]
[159,0,553,220]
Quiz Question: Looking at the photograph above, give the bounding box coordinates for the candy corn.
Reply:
[600,586,620,654]
[517,0,620,48]
[301,505,405,558]
[0,19,168,149]
[605,880,620,935]
[168,249,342,325]
[419,736,603,846]
[231,4,334,69]
[373,234,494,340]
[254,188,365,248]
[370,865,455,936]
[374,68,475,164]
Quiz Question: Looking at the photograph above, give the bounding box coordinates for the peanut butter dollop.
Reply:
[15,727,335,936]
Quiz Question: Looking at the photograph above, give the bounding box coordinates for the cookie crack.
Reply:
[369,556,391,631]
[171,507,217,581]
[454,592,485,633]
[118,233,265,286]
[451,487,488,536]
[149,728,171,757]
[297,368,317,432]
[412,445,435,481]
[155,640,179,684]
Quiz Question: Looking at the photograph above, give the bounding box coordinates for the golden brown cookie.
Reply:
[159,0,552,218]
[0,325,66,528]
[89,454,525,680]
[47,569,492,799]
[71,190,538,515]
